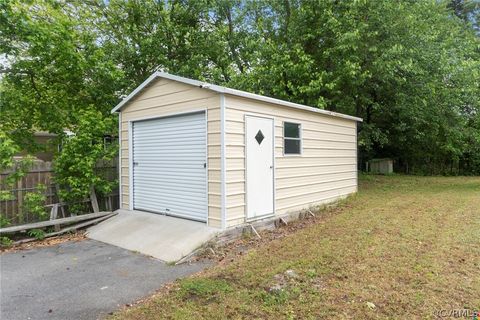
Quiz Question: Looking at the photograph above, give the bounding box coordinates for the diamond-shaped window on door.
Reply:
[255,130,265,145]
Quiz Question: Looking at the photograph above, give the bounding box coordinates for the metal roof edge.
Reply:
[111,72,159,113]
[111,71,363,122]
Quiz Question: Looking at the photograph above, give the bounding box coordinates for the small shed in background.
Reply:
[367,158,394,175]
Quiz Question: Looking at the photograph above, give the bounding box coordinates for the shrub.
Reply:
[23,184,48,220]
[0,236,13,247]
[28,228,46,240]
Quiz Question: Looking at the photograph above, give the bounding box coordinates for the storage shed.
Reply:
[367,158,394,175]
[112,72,362,229]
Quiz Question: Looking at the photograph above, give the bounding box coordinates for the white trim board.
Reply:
[128,121,133,211]
[118,112,122,206]
[111,71,363,123]
[220,94,227,229]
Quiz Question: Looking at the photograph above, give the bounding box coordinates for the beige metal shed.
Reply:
[112,72,362,229]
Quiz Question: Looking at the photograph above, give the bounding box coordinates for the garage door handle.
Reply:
[133,162,139,166]
[204,162,207,168]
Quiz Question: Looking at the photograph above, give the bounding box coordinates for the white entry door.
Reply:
[132,112,207,222]
[245,116,274,219]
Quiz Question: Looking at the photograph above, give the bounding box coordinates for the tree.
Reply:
[0,0,121,207]
[228,0,480,174]
[448,0,480,33]
[1,0,479,182]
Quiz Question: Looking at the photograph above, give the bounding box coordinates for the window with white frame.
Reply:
[283,122,301,155]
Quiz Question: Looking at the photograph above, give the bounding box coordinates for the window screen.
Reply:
[284,122,301,154]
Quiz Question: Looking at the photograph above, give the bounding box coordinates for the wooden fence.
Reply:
[0,159,119,226]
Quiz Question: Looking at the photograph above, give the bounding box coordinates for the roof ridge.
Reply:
[111,71,362,122]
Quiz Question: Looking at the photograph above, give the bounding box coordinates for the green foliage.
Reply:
[0,131,33,186]
[178,278,232,300]
[0,0,479,179]
[0,214,11,228]
[0,131,35,223]
[1,1,120,209]
[259,289,290,306]
[0,1,122,143]
[226,0,480,174]
[0,236,13,247]
[23,184,48,220]
[0,190,14,202]
[53,109,117,213]
[448,0,480,32]
[27,228,46,240]
[0,131,19,170]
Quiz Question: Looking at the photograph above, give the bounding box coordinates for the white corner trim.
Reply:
[355,121,359,192]
[118,112,122,206]
[220,94,227,229]
[204,108,209,227]
[111,71,363,123]
[128,121,134,211]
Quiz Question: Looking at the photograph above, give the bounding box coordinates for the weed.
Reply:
[23,184,48,220]
[0,214,10,228]
[178,278,232,300]
[0,236,13,246]
[259,289,290,306]
[28,228,46,240]
[305,269,317,278]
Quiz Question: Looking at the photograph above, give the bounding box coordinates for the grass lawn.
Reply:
[112,176,480,319]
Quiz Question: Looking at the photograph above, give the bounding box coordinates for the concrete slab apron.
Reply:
[86,210,219,262]
[0,240,209,320]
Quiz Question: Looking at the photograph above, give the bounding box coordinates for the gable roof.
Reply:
[111,71,362,122]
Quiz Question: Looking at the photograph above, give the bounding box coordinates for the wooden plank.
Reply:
[12,214,116,245]
[17,178,24,224]
[106,195,112,212]
[1,158,119,226]
[49,204,58,220]
[0,211,114,234]
[49,214,114,235]
[90,186,100,213]
[54,184,66,218]
[50,204,60,231]
[45,199,91,208]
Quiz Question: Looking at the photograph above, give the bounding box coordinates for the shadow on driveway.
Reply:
[0,239,209,320]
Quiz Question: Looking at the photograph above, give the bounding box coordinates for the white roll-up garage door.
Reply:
[132,112,207,222]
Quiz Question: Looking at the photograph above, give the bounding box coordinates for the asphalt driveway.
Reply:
[0,239,209,320]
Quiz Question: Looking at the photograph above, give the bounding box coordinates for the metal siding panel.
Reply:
[132,112,207,221]
[224,94,358,227]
